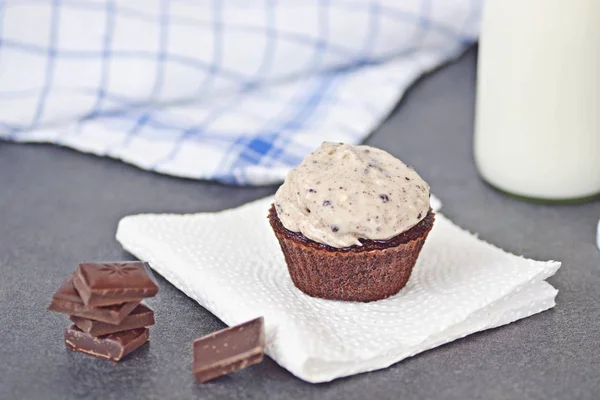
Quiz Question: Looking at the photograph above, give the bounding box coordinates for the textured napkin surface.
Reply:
[116,197,560,383]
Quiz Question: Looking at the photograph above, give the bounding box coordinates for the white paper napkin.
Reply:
[116,196,560,383]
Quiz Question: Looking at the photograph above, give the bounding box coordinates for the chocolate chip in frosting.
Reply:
[273,143,430,248]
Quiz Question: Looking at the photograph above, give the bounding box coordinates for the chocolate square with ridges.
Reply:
[48,276,140,325]
[193,317,264,383]
[64,325,149,361]
[70,304,155,337]
[74,261,159,307]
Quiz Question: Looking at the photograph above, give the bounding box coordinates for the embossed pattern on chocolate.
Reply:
[74,262,159,307]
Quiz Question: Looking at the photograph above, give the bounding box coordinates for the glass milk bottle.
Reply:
[475,0,600,201]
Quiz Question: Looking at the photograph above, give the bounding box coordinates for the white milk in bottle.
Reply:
[475,0,600,201]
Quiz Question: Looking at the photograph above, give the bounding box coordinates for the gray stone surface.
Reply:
[1,47,599,400]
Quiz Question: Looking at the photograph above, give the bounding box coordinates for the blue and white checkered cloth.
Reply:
[0,0,480,185]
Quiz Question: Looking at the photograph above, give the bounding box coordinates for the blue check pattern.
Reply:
[0,0,480,185]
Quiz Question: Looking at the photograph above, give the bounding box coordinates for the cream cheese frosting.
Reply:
[274,142,431,248]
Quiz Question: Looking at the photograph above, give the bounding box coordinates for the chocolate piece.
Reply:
[73,262,159,307]
[64,325,149,361]
[48,276,140,324]
[70,304,155,337]
[193,317,265,383]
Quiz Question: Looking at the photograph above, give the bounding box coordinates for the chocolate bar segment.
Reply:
[48,276,140,325]
[70,304,155,337]
[193,317,264,383]
[74,262,159,307]
[64,325,149,361]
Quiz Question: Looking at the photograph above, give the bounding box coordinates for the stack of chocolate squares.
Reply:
[48,261,159,361]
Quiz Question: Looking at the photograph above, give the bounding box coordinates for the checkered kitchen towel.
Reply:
[0,0,480,185]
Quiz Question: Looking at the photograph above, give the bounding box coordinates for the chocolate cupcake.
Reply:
[269,142,435,302]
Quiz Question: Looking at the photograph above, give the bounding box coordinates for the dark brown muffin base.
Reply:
[268,205,435,302]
